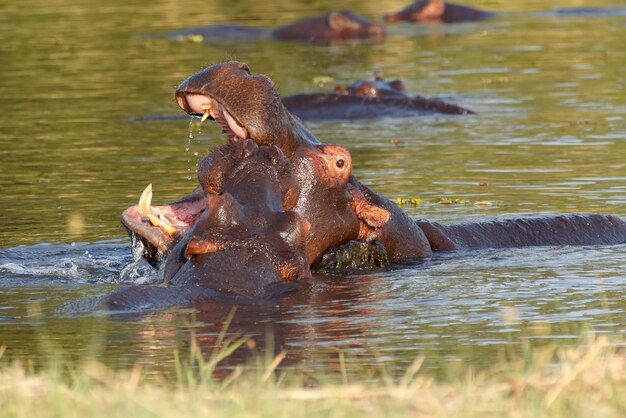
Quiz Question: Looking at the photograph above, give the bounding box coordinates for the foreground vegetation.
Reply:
[0,335,624,418]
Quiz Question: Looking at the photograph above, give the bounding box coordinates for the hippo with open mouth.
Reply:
[124,62,626,267]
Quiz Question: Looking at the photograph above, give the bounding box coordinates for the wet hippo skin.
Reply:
[383,0,495,24]
[123,61,626,279]
[282,76,473,120]
[163,139,311,288]
[119,138,311,303]
[164,10,385,45]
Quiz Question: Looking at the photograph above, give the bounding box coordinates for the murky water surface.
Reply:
[1,0,625,377]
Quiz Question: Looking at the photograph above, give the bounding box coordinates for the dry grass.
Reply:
[0,335,624,418]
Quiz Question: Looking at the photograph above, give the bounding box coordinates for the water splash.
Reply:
[0,242,130,284]
[188,116,196,140]
[118,235,162,285]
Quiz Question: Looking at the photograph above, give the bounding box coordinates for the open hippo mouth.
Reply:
[175,62,264,144]
[176,94,249,142]
[174,61,316,153]
[121,185,207,267]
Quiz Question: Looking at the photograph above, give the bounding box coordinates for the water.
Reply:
[1,0,625,376]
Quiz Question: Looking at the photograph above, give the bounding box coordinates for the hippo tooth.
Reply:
[146,214,177,237]
[158,214,178,236]
[200,103,213,110]
[146,213,160,227]
[137,184,152,215]
[200,111,211,123]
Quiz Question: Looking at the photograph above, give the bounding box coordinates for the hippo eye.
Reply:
[336,159,345,169]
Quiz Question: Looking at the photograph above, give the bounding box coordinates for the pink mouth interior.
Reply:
[122,196,208,254]
[180,94,249,141]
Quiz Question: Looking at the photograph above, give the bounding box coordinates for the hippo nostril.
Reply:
[238,62,251,73]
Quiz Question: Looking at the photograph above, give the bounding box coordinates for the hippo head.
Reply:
[175,62,390,265]
[176,61,320,156]
[333,76,408,98]
[383,0,445,23]
[272,10,385,44]
[162,139,312,297]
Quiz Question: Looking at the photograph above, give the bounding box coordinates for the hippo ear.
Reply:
[333,85,348,95]
[197,153,224,195]
[389,79,406,92]
[347,184,390,229]
[241,138,258,158]
[328,12,350,31]
[356,82,376,97]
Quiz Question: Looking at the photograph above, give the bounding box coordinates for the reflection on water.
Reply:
[1,241,624,376]
[1,0,626,375]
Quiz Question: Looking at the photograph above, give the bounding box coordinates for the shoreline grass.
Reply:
[0,335,624,418]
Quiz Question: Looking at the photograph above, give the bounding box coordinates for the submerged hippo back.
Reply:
[272,10,385,43]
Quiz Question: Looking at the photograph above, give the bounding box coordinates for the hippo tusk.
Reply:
[137,184,152,215]
[158,214,179,236]
[146,213,178,237]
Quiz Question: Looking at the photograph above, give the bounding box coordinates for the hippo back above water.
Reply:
[384,0,495,24]
[282,75,474,120]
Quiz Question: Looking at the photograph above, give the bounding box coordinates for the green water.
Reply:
[0,0,625,376]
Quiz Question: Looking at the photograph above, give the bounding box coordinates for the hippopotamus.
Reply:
[117,138,312,303]
[122,61,626,283]
[383,0,495,24]
[281,76,473,120]
[164,10,385,45]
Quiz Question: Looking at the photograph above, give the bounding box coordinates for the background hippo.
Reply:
[383,0,495,24]
[164,10,385,45]
[281,75,473,120]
